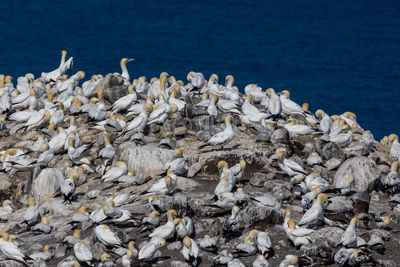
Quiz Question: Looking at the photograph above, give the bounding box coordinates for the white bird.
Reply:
[41,50,74,82]
[284,119,314,135]
[244,84,265,100]
[276,148,306,176]
[23,197,41,226]
[187,71,205,89]
[138,237,166,261]
[200,115,235,149]
[266,88,282,118]
[301,186,322,210]
[215,177,233,196]
[101,161,128,183]
[279,254,298,267]
[383,162,399,191]
[99,134,115,162]
[306,152,323,166]
[88,89,106,120]
[0,200,15,219]
[285,220,313,247]
[29,244,52,261]
[340,217,360,247]
[389,134,400,160]
[335,173,355,194]
[249,230,272,255]
[181,236,199,266]
[304,173,331,192]
[213,249,233,266]
[149,209,177,239]
[61,174,77,203]
[207,95,219,116]
[125,104,153,132]
[298,193,328,226]
[144,175,176,195]
[112,84,137,112]
[94,225,121,247]
[0,232,28,262]
[121,250,134,267]
[280,90,304,115]
[315,109,332,134]
[120,58,134,84]
[73,241,93,265]
[253,254,270,267]
[147,103,178,125]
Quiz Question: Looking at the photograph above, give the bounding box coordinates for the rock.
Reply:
[120,144,173,175]
[174,126,187,137]
[149,124,161,134]
[334,156,381,193]
[310,227,344,246]
[343,142,369,157]
[170,261,191,267]
[92,242,107,261]
[322,143,345,161]
[377,164,391,174]
[0,173,12,191]
[325,158,342,170]
[239,206,282,226]
[54,231,67,242]
[189,115,214,132]
[250,172,270,187]
[135,170,151,185]
[188,162,202,178]
[87,189,101,199]
[0,260,24,267]
[31,168,64,203]
[300,241,333,263]
[255,131,270,142]
[196,130,211,142]
[100,74,128,103]
[349,191,370,213]
[271,128,289,142]
[167,241,182,250]
[55,243,67,258]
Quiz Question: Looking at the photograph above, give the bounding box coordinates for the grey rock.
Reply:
[377,164,391,174]
[376,260,398,267]
[334,156,381,193]
[170,261,191,267]
[196,130,211,142]
[271,128,290,141]
[289,155,304,168]
[55,243,67,258]
[309,227,344,246]
[255,131,270,142]
[33,258,47,267]
[188,162,202,178]
[92,242,107,260]
[0,260,24,267]
[349,192,370,213]
[101,74,128,103]
[344,142,369,157]
[158,138,175,149]
[190,115,214,132]
[239,206,282,226]
[325,158,342,171]
[210,125,223,136]
[0,173,12,191]
[250,172,270,187]
[54,231,67,242]
[167,241,182,250]
[322,143,345,161]
[87,189,101,199]
[31,168,64,203]
[149,124,161,134]
[135,170,151,185]
[174,126,187,137]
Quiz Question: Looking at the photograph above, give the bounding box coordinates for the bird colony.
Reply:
[0,50,398,266]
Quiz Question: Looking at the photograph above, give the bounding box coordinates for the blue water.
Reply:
[1,0,399,138]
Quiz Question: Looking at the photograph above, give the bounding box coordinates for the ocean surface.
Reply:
[1,0,399,138]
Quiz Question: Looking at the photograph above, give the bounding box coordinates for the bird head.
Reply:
[101,253,111,262]
[73,229,81,238]
[316,193,328,203]
[217,160,228,170]
[346,173,355,183]
[186,71,195,81]
[128,240,135,250]
[43,245,51,253]
[173,149,183,158]
[143,104,153,112]
[171,104,179,113]
[183,236,191,247]
[150,211,160,218]
[302,103,309,111]
[114,161,125,167]
[287,220,296,229]
[239,159,246,168]
[41,217,49,225]
[79,205,87,213]
[389,134,398,142]
[28,197,36,207]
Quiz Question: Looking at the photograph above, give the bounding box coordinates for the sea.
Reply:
[1,0,399,139]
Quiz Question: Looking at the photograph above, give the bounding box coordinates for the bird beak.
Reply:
[127,58,135,62]
[10,203,17,210]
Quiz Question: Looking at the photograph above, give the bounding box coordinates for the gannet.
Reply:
[253,254,270,267]
[50,102,64,127]
[181,236,199,266]
[99,133,115,160]
[61,173,76,203]
[0,92,11,114]
[120,58,134,84]
[29,244,52,261]
[335,173,355,194]
[249,230,272,255]
[36,143,54,165]
[143,175,176,195]
[125,103,152,132]
[67,137,90,162]
[244,84,265,100]
[383,162,399,192]
[198,235,217,252]
[32,216,52,234]
[230,159,246,182]
[88,89,106,120]
[147,194,167,213]
[94,225,121,247]
[301,186,322,210]
[106,192,134,207]
[0,232,28,263]
[340,217,360,247]
[304,172,331,192]
[235,235,257,256]
[175,218,190,239]
[71,206,90,224]
[217,98,241,114]
[149,209,177,239]
[266,88,282,118]
[213,249,233,266]
[138,237,166,261]
[200,115,235,149]
[280,90,304,115]
[298,193,328,226]
[315,109,332,134]
[101,161,128,183]
[147,103,178,125]
[163,149,186,176]
[73,241,93,265]
[49,127,68,153]
[24,109,51,131]
[63,229,81,246]
[388,134,400,159]
[195,92,210,107]
[207,95,219,116]
[187,71,205,89]
[284,119,314,135]
[306,152,323,166]
[276,148,306,176]
[121,250,133,267]
[98,253,114,267]
[168,85,186,111]
[41,50,73,82]
[223,205,241,239]
[215,177,234,196]
[0,200,15,219]
[23,197,41,226]
[285,220,313,247]
[112,84,137,112]
[141,210,161,232]
[360,130,375,149]
[278,255,298,267]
